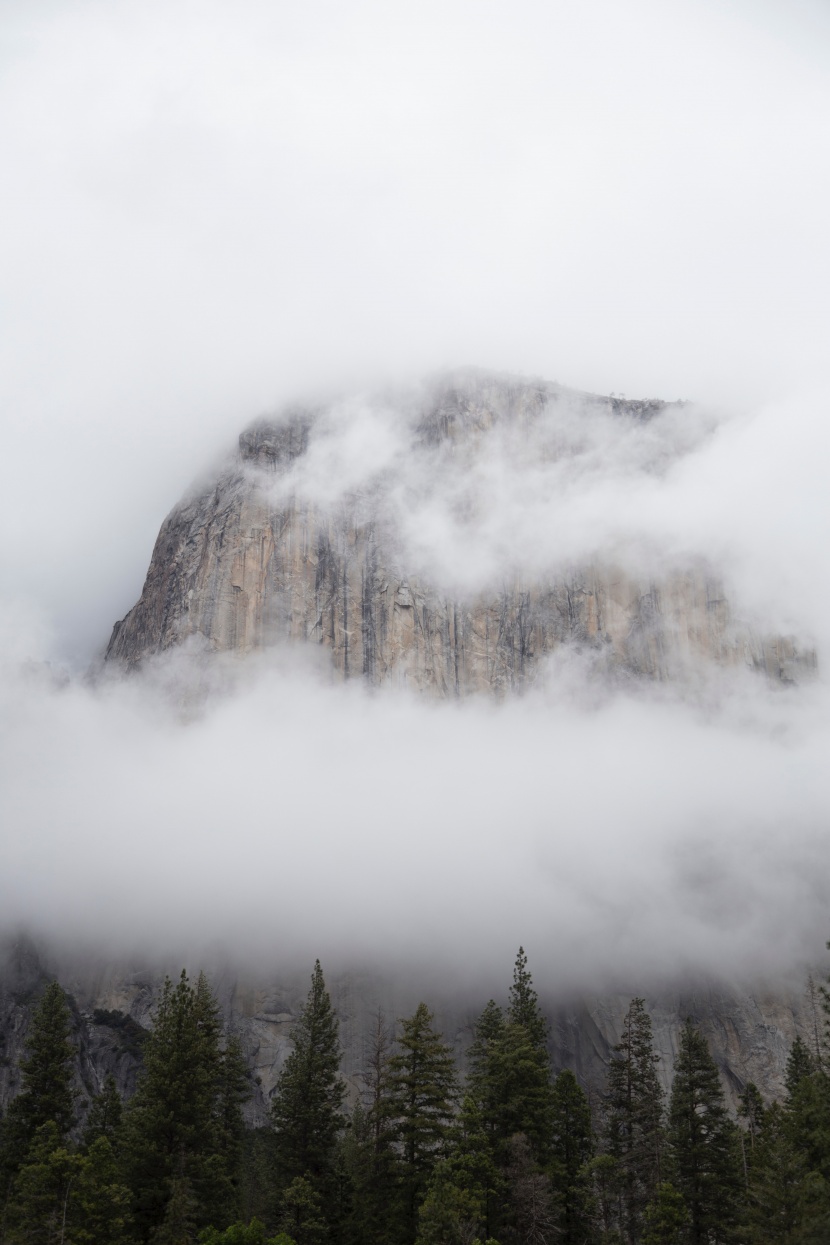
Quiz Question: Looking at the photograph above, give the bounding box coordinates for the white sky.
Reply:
[1,0,829,990]
[1,0,829,663]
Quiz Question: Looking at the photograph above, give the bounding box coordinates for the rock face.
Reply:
[105,372,814,688]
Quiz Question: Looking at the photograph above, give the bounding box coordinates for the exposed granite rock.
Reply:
[105,373,815,688]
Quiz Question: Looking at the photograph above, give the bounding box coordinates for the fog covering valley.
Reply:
[1,0,830,1006]
[1,374,829,1001]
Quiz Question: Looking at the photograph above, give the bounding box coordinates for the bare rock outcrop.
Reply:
[105,373,814,688]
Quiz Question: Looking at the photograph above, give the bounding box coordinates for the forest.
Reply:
[1,949,828,1245]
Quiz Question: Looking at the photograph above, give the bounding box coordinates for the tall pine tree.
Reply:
[0,980,76,1214]
[122,969,248,1241]
[604,997,665,1245]
[386,1002,459,1243]
[667,1021,742,1245]
[270,960,345,1231]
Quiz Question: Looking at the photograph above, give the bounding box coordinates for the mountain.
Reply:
[105,371,813,688]
[5,371,814,1129]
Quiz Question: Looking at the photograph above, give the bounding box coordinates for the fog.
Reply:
[1,0,829,994]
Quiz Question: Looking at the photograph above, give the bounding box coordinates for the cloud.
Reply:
[0,0,828,993]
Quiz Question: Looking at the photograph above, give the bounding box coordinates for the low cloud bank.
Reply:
[1,638,827,995]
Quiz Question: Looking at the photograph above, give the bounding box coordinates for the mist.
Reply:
[2,379,830,994]
[1,0,829,996]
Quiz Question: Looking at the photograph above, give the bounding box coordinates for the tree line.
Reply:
[2,949,830,1243]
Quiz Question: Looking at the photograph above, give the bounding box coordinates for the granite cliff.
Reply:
[105,371,813,688]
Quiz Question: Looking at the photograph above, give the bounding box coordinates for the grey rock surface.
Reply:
[105,372,814,689]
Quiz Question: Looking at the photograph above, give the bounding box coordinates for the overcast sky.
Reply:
[1,0,829,992]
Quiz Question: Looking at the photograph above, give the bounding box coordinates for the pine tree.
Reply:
[508,947,548,1050]
[122,970,248,1241]
[785,1035,816,1102]
[641,1181,689,1245]
[740,1101,813,1244]
[550,1069,594,1244]
[414,1094,501,1245]
[270,961,345,1221]
[71,1135,132,1245]
[343,1011,400,1245]
[386,1002,459,1242]
[468,952,554,1168]
[0,980,76,1219]
[3,1120,79,1245]
[278,1174,327,1245]
[604,997,665,1245]
[667,1021,742,1244]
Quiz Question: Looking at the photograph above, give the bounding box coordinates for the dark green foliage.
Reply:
[738,1082,765,1157]
[467,952,554,1168]
[278,1174,328,1245]
[153,1174,200,1243]
[641,1181,689,1245]
[550,1069,595,1244]
[3,1119,132,1244]
[667,1021,742,1244]
[508,947,549,1050]
[414,1094,500,1245]
[740,1101,812,1243]
[270,959,345,1220]
[604,998,665,1244]
[785,1036,817,1104]
[0,980,76,1209]
[18,982,76,1138]
[386,1002,460,1240]
[93,1008,150,1058]
[83,1073,124,1150]
[3,1120,78,1244]
[342,1010,400,1245]
[122,970,250,1241]
[199,1221,296,1245]
[239,1128,277,1227]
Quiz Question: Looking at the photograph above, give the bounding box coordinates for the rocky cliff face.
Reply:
[105,372,813,688]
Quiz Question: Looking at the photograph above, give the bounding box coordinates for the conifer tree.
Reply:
[468,952,554,1169]
[343,1010,399,1245]
[550,1069,594,1244]
[386,1002,459,1241]
[785,1034,817,1102]
[3,1120,79,1244]
[667,1021,742,1244]
[508,947,548,1050]
[0,980,76,1218]
[71,1135,132,1245]
[122,970,248,1241]
[414,1094,501,1245]
[270,961,345,1219]
[604,997,665,1245]
[641,1180,689,1245]
[3,982,75,1148]
[740,1101,811,1244]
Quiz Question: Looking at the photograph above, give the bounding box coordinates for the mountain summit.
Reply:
[106,371,813,689]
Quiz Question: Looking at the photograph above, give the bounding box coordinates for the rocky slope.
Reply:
[105,372,814,688]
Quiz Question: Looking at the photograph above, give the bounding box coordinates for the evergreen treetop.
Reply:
[270,960,345,1188]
